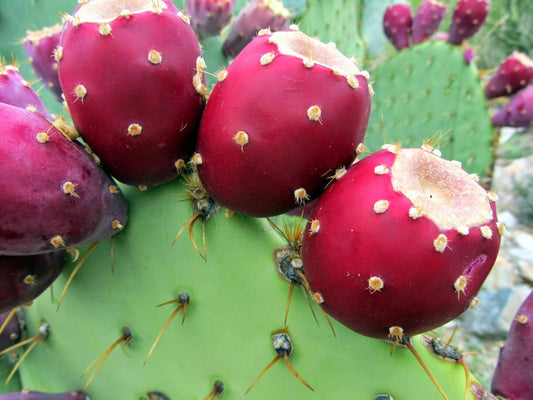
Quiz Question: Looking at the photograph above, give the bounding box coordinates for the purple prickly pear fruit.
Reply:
[0,102,128,255]
[484,52,533,99]
[58,0,206,187]
[447,0,490,45]
[0,251,65,314]
[411,0,447,44]
[0,63,52,119]
[23,24,63,102]
[0,392,88,400]
[0,310,21,352]
[491,290,533,399]
[222,0,291,58]
[383,3,413,51]
[302,146,501,341]
[197,27,372,217]
[187,0,236,39]
[491,85,533,127]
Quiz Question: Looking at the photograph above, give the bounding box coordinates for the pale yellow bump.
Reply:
[177,11,191,25]
[307,105,322,121]
[109,185,119,194]
[515,314,528,324]
[294,188,309,205]
[233,130,249,150]
[356,143,366,155]
[431,148,442,157]
[216,69,228,82]
[23,274,37,286]
[326,42,336,48]
[312,292,324,304]
[192,73,208,97]
[480,226,493,239]
[196,56,207,72]
[346,75,359,89]
[21,79,30,88]
[497,222,506,236]
[73,84,87,101]
[175,159,186,172]
[289,24,299,31]
[470,297,480,308]
[191,152,203,165]
[111,219,124,230]
[138,185,148,192]
[454,275,467,296]
[260,51,275,65]
[420,142,433,152]
[128,123,143,136]
[151,0,165,14]
[373,200,389,214]
[50,235,66,248]
[450,160,462,168]
[433,234,448,253]
[388,326,404,340]
[309,219,320,235]
[456,225,470,235]
[257,28,271,36]
[488,190,499,201]
[368,84,375,97]
[120,9,132,18]
[36,132,50,143]
[332,166,346,180]
[374,165,389,175]
[148,50,162,65]
[360,70,371,80]
[382,143,401,154]
[368,276,384,293]
[62,181,80,197]
[409,206,423,219]
[470,173,480,182]
[26,105,38,112]
[53,116,79,140]
[98,23,112,36]
[303,57,315,68]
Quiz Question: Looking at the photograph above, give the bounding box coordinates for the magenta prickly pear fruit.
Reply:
[484,51,533,99]
[0,102,128,255]
[187,0,236,39]
[58,0,206,187]
[302,145,502,340]
[0,251,65,313]
[447,0,490,45]
[383,3,413,51]
[491,85,533,127]
[0,310,21,352]
[411,0,447,44]
[222,0,291,58]
[0,63,52,119]
[23,24,63,102]
[491,290,533,400]
[0,392,88,400]
[197,27,372,217]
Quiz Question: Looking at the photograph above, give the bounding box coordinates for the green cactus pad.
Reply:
[365,41,495,179]
[16,179,477,399]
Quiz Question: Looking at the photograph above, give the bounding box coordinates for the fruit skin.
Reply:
[197,29,371,217]
[447,0,490,45]
[0,310,21,352]
[23,24,63,102]
[411,0,447,45]
[58,1,206,187]
[491,85,533,127]
[383,3,412,51]
[0,392,88,400]
[484,52,533,99]
[491,289,533,400]
[187,0,236,39]
[0,252,65,314]
[302,147,501,340]
[0,102,128,255]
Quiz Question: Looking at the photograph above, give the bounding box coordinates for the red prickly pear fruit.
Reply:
[484,52,533,99]
[447,0,490,45]
[0,251,65,314]
[222,0,291,58]
[0,392,89,400]
[383,3,413,51]
[491,290,533,399]
[58,0,206,187]
[411,0,447,44]
[0,102,128,255]
[0,310,21,352]
[0,63,52,119]
[302,146,501,340]
[187,0,237,39]
[491,85,533,127]
[23,24,63,102]
[197,28,372,217]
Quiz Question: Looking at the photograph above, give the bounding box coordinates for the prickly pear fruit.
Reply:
[411,0,447,44]
[0,252,65,314]
[0,392,88,400]
[23,24,63,102]
[222,0,291,58]
[197,27,372,217]
[0,63,51,119]
[383,3,412,51]
[0,310,21,352]
[447,0,490,45]
[302,146,501,340]
[0,102,128,255]
[484,52,533,99]
[58,0,206,187]
[491,289,533,400]
[491,85,533,127]
[187,0,236,39]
